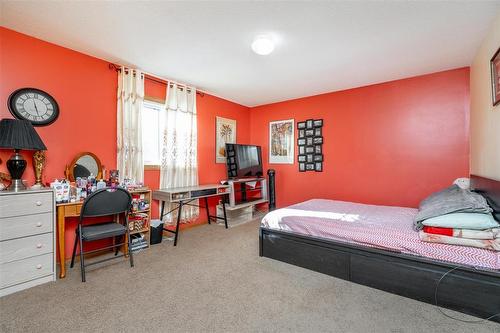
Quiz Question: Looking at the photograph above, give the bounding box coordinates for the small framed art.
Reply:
[269,119,294,164]
[305,146,314,154]
[299,163,306,172]
[313,136,323,145]
[313,119,323,127]
[298,138,306,146]
[491,47,500,106]
[297,122,306,129]
[298,155,307,162]
[306,163,315,171]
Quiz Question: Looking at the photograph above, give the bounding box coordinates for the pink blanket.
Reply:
[261,199,500,270]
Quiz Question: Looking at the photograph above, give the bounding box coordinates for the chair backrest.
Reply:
[80,188,132,221]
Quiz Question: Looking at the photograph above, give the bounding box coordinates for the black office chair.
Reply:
[70,188,133,282]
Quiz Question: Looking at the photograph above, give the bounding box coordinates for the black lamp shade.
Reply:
[0,119,47,151]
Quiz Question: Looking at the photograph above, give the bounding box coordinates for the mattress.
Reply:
[261,199,500,271]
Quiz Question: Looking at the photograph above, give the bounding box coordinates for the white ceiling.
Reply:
[1,1,499,107]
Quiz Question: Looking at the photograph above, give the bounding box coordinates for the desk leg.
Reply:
[222,198,228,229]
[57,206,66,279]
[204,197,211,224]
[174,202,182,246]
[160,200,165,221]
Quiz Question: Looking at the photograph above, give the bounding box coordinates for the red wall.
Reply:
[1,27,471,257]
[142,79,251,224]
[0,28,118,184]
[0,28,250,257]
[250,68,470,208]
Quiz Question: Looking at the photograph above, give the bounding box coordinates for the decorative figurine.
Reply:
[32,150,46,189]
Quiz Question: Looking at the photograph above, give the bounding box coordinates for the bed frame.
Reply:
[259,175,500,322]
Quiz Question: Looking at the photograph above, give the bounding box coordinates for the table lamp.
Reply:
[0,119,47,191]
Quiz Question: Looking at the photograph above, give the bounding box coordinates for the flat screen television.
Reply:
[225,144,263,179]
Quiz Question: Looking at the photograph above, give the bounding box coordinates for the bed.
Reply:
[259,175,500,322]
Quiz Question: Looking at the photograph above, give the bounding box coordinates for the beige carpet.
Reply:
[1,220,499,333]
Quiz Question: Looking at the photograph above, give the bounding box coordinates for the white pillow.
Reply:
[421,213,499,230]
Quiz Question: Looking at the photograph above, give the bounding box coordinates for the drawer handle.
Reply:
[35,201,42,206]
[36,243,43,249]
[36,222,43,227]
[36,264,42,269]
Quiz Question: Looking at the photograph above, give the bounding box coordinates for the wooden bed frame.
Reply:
[259,175,500,322]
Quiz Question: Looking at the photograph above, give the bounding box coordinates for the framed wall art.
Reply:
[491,47,500,106]
[216,116,236,163]
[269,119,294,164]
[297,118,324,172]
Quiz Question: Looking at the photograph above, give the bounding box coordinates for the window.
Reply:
[142,100,163,166]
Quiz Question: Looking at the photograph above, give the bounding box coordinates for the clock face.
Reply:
[8,88,59,126]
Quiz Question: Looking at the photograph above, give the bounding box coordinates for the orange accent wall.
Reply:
[1,27,470,259]
[142,79,251,224]
[0,27,250,258]
[249,68,470,208]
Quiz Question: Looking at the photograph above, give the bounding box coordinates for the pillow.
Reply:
[413,185,492,230]
[421,213,500,230]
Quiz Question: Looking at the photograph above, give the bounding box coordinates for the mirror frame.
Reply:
[66,152,102,182]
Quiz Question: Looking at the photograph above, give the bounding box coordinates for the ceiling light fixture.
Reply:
[251,35,274,55]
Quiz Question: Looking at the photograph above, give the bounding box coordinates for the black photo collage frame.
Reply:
[297,119,323,172]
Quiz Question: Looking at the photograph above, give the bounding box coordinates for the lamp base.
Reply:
[8,179,27,192]
[6,150,27,192]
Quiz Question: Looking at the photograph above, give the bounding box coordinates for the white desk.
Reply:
[152,184,230,246]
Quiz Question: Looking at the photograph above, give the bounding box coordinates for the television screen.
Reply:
[225,144,263,179]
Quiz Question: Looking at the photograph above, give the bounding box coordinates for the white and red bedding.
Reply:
[261,199,500,270]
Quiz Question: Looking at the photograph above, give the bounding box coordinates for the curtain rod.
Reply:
[108,63,205,97]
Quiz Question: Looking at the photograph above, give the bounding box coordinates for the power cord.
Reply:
[434,265,500,323]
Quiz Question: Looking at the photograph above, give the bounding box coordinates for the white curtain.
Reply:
[117,66,144,183]
[160,83,198,223]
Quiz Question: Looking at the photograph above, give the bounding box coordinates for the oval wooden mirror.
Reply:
[66,152,102,181]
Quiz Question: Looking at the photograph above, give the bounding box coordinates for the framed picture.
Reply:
[306,137,313,145]
[314,145,322,154]
[315,162,323,172]
[313,154,323,162]
[297,122,306,129]
[314,127,322,137]
[298,155,306,162]
[298,145,305,155]
[299,163,306,172]
[269,119,294,164]
[306,119,314,129]
[313,136,323,145]
[313,119,323,127]
[306,154,314,163]
[298,138,306,146]
[491,47,500,106]
[305,129,315,137]
[216,117,236,163]
[306,163,315,171]
[298,129,305,138]
[305,146,314,154]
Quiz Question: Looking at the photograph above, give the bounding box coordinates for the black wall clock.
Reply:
[8,88,59,126]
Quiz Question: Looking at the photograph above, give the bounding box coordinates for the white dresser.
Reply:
[0,189,56,296]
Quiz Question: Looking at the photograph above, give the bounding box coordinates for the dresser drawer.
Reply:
[0,213,53,241]
[0,253,53,288]
[0,233,53,264]
[0,192,53,219]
